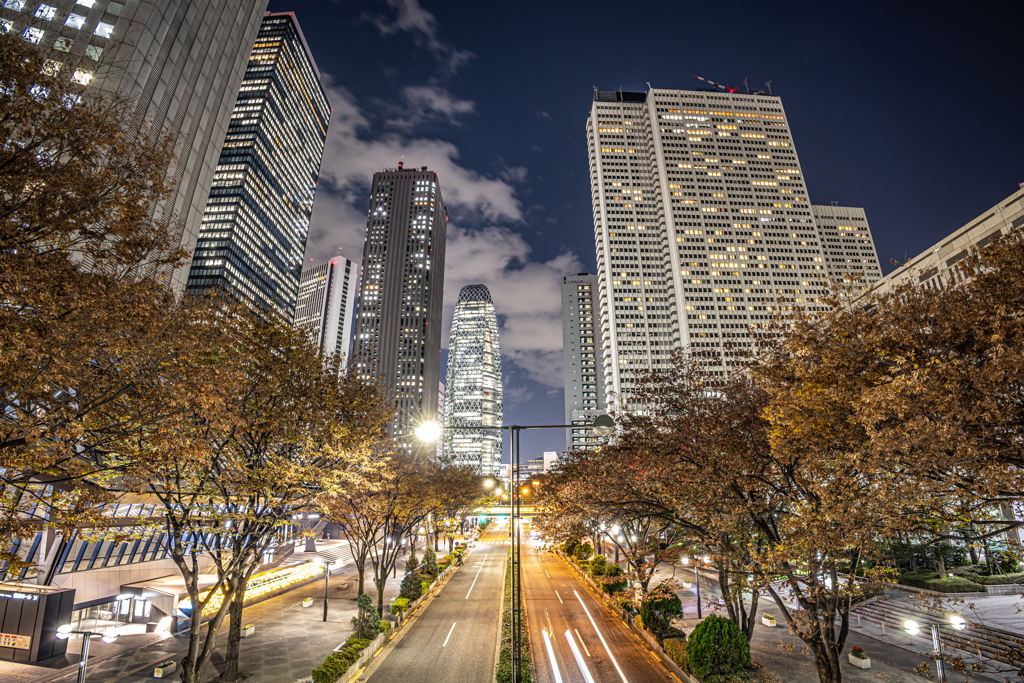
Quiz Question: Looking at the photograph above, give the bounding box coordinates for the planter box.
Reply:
[848,653,870,669]
[762,616,776,627]
[154,662,177,678]
[241,625,255,638]
[302,597,314,607]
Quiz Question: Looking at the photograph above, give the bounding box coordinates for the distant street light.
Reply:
[484,479,494,488]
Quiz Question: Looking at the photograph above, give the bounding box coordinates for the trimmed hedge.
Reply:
[687,614,751,680]
[390,597,411,615]
[496,550,533,683]
[603,564,627,594]
[961,570,1024,586]
[899,572,985,593]
[310,635,374,683]
[663,638,689,673]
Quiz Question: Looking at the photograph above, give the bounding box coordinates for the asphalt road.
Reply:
[364,526,508,683]
[522,531,674,683]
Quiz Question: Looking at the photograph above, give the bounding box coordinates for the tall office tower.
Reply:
[443,285,503,476]
[812,206,881,295]
[436,382,445,460]
[0,0,267,290]
[560,273,607,450]
[352,164,448,447]
[870,186,1024,296]
[294,256,360,370]
[185,12,330,319]
[587,86,879,406]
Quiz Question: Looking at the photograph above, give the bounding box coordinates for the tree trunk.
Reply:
[357,546,367,596]
[811,643,843,683]
[220,584,246,682]
[936,550,946,579]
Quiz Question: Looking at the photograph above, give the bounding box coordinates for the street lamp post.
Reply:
[315,557,330,622]
[416,415,614,683]
[56,625,118,683]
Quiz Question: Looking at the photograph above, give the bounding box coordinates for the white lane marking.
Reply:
[543,629,564,683]
[565,629,596,683]
[555,590,563,604]
[465,555,487,599]
[573,590,629,683]
[442,621,457,647]
[545,608,555,637]
[545,569,550,578]
[574,628,591,657]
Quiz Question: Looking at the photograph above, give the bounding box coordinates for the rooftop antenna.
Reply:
[646,81,652,90]
[691,74,737,93]
[765,80,773,95]
[398,155,404,170]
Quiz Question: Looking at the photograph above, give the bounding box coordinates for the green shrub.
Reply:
[562,539,579,556]
[390,597,411,615]
[706,673,753,683]
[574,543,593,561]
[379,620,391,633]
[406,548,419,573]
[614,595,636,612]
[424,545,439,576]
[663,637,689,672]
[589,555,608,576]
[899,572,985,592]
[400,570,423,600]
[350,593,379,640]
[640,584,682,643]
[604,564,627,594]
[962,570,1024,585]
[310,635,375,683]
[688,614,751,680]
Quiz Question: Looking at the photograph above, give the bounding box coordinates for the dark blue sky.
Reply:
[269,0,1023,462]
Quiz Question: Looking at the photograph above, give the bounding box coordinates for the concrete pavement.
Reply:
[361,527,506,683]
[523,539,674,683]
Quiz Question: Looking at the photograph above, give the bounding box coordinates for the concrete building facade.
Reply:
[351,165,448,448]
[869,187,1024,296]
[295,256,360,370]
[560,273,607,450]
[0,0,268,290]
[185,12,330,320]
[587,86,880,407]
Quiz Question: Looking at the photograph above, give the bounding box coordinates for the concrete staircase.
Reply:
[851,596,1024,673]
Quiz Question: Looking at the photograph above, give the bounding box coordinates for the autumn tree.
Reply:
[0,31,188,571]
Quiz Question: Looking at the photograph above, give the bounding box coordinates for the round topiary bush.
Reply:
[687,614,751,679]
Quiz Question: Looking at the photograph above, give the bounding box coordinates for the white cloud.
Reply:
[385,84,476,130]
[307,81,581,389]
[368,0,474,75]
[441,225,583,387]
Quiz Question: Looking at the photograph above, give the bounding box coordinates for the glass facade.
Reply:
[186,12,331,319]
[444,284,502,476]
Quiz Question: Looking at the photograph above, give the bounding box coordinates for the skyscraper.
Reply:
[295,256,360,370]
[0,0,267,291]
[352,164,448,447]
[587,86,880,406]
[561,273,607,450]
[186,12,330,319]
[444,284,502,476]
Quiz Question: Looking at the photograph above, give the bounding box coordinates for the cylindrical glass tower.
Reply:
[444,284,502,475]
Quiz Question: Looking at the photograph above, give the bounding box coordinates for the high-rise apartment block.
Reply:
[352,165,448,447]
[587,86,879,406]
[295,256,360,370]
[444,285,502,476]
[869,187,1024,296]
[812,205,881,292]
[561,273,607,450]
[0,0,268,290]
[186,12,330,320]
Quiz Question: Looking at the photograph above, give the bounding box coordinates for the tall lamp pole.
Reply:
[56,626,119,683]
[416,415,614,683]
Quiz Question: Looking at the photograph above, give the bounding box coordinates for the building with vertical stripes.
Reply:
[295,256,360,371]
[185,12,330,320]
[560,273,607,450]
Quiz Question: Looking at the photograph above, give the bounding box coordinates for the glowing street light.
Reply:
[484,479,494,488]
[903,619,920,636]
[949,615,966,631]
[415,421,441,442]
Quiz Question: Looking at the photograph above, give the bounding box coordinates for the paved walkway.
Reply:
[644,563,1012,682]
[0,540,451,683]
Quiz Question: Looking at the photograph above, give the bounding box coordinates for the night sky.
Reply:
[267,0,1023,463]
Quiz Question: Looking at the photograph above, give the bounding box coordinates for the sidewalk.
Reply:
[0,541,440,683]
[646,563,1003,683]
